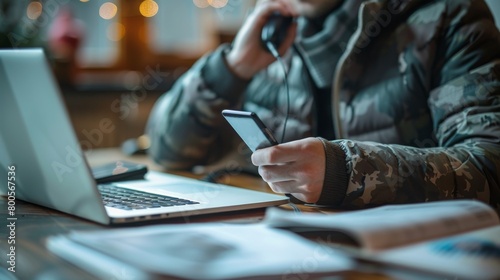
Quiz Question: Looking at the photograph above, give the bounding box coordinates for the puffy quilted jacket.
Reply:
[147,0,500,211]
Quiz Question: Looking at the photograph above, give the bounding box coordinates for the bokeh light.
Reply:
[99,2,118,20]
[139,0,159,17]
[107,22,126,41]
[208,0,228,8]
[193,0,209,8]
[27,1,43,20]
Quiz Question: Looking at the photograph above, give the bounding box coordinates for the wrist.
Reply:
[225,49,258,80]
[315,138,349,206]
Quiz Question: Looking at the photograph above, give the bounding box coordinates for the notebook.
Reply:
[0,49,288,225]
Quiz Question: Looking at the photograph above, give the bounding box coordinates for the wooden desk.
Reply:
[0,148,399,280]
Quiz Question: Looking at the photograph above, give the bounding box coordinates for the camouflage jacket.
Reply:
[147,0,500,211]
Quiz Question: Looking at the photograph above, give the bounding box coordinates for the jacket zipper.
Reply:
[332,1,382,139]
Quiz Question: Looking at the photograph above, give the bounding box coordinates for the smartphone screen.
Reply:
[222,110,279,152]
[92,161,148,183]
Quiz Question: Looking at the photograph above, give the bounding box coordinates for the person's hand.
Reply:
[251,137,325,203]
[226,0,298,79]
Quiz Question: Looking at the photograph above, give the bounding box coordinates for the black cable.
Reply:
[265,42,300,208]
[266,41,290,144]
[287,201,302,213]
[202,43,291,184]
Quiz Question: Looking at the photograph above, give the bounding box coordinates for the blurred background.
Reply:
[0,0,498,151]
[0,0,255,151]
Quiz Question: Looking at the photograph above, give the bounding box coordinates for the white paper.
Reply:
[375,225,500,280]
[264,200,499,251]
[51,223,354,279]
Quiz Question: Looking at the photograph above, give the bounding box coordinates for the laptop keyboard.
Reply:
[98,184,199,211]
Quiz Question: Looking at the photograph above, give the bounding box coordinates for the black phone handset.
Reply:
[261,13,294,58]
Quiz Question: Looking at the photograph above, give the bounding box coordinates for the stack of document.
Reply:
[47,200,500,279]
[47,223,354,280]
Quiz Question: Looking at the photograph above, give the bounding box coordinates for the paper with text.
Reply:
[264,200,499,251]
[50,223,354,279]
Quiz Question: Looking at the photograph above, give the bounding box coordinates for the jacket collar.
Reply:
[294,0,423,89]
[295,0,365,89]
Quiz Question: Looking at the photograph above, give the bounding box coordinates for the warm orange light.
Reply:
[193,0,209,8]
[107,22,125,41]
[208,0,228,8]
[27,1,43,20]
[139,0,158,18]
[80,0,90,2]
[99,2,117,20]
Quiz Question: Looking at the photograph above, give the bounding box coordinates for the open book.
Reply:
[265,199,500,279]
[47,200,500,280]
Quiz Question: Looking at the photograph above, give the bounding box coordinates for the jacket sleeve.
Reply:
[146,44,251,169]
[319,0,500,211]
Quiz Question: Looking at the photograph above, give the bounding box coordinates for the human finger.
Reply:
[252,138,321,166]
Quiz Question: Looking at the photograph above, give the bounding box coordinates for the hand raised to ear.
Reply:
[225,0,297,79]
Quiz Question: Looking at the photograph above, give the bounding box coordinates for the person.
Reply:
[146,0,500,211]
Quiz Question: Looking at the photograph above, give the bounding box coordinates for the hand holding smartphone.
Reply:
[222,110,279,152]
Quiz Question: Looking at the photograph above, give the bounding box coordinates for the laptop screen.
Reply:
[0,49,109,224]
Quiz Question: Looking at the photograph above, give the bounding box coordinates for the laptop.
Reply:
[0,49,288,224]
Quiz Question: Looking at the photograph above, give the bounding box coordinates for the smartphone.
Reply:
[222,109,279,152]
[91,160,148,183]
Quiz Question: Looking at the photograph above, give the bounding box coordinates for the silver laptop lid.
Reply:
[0,49,109,224]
